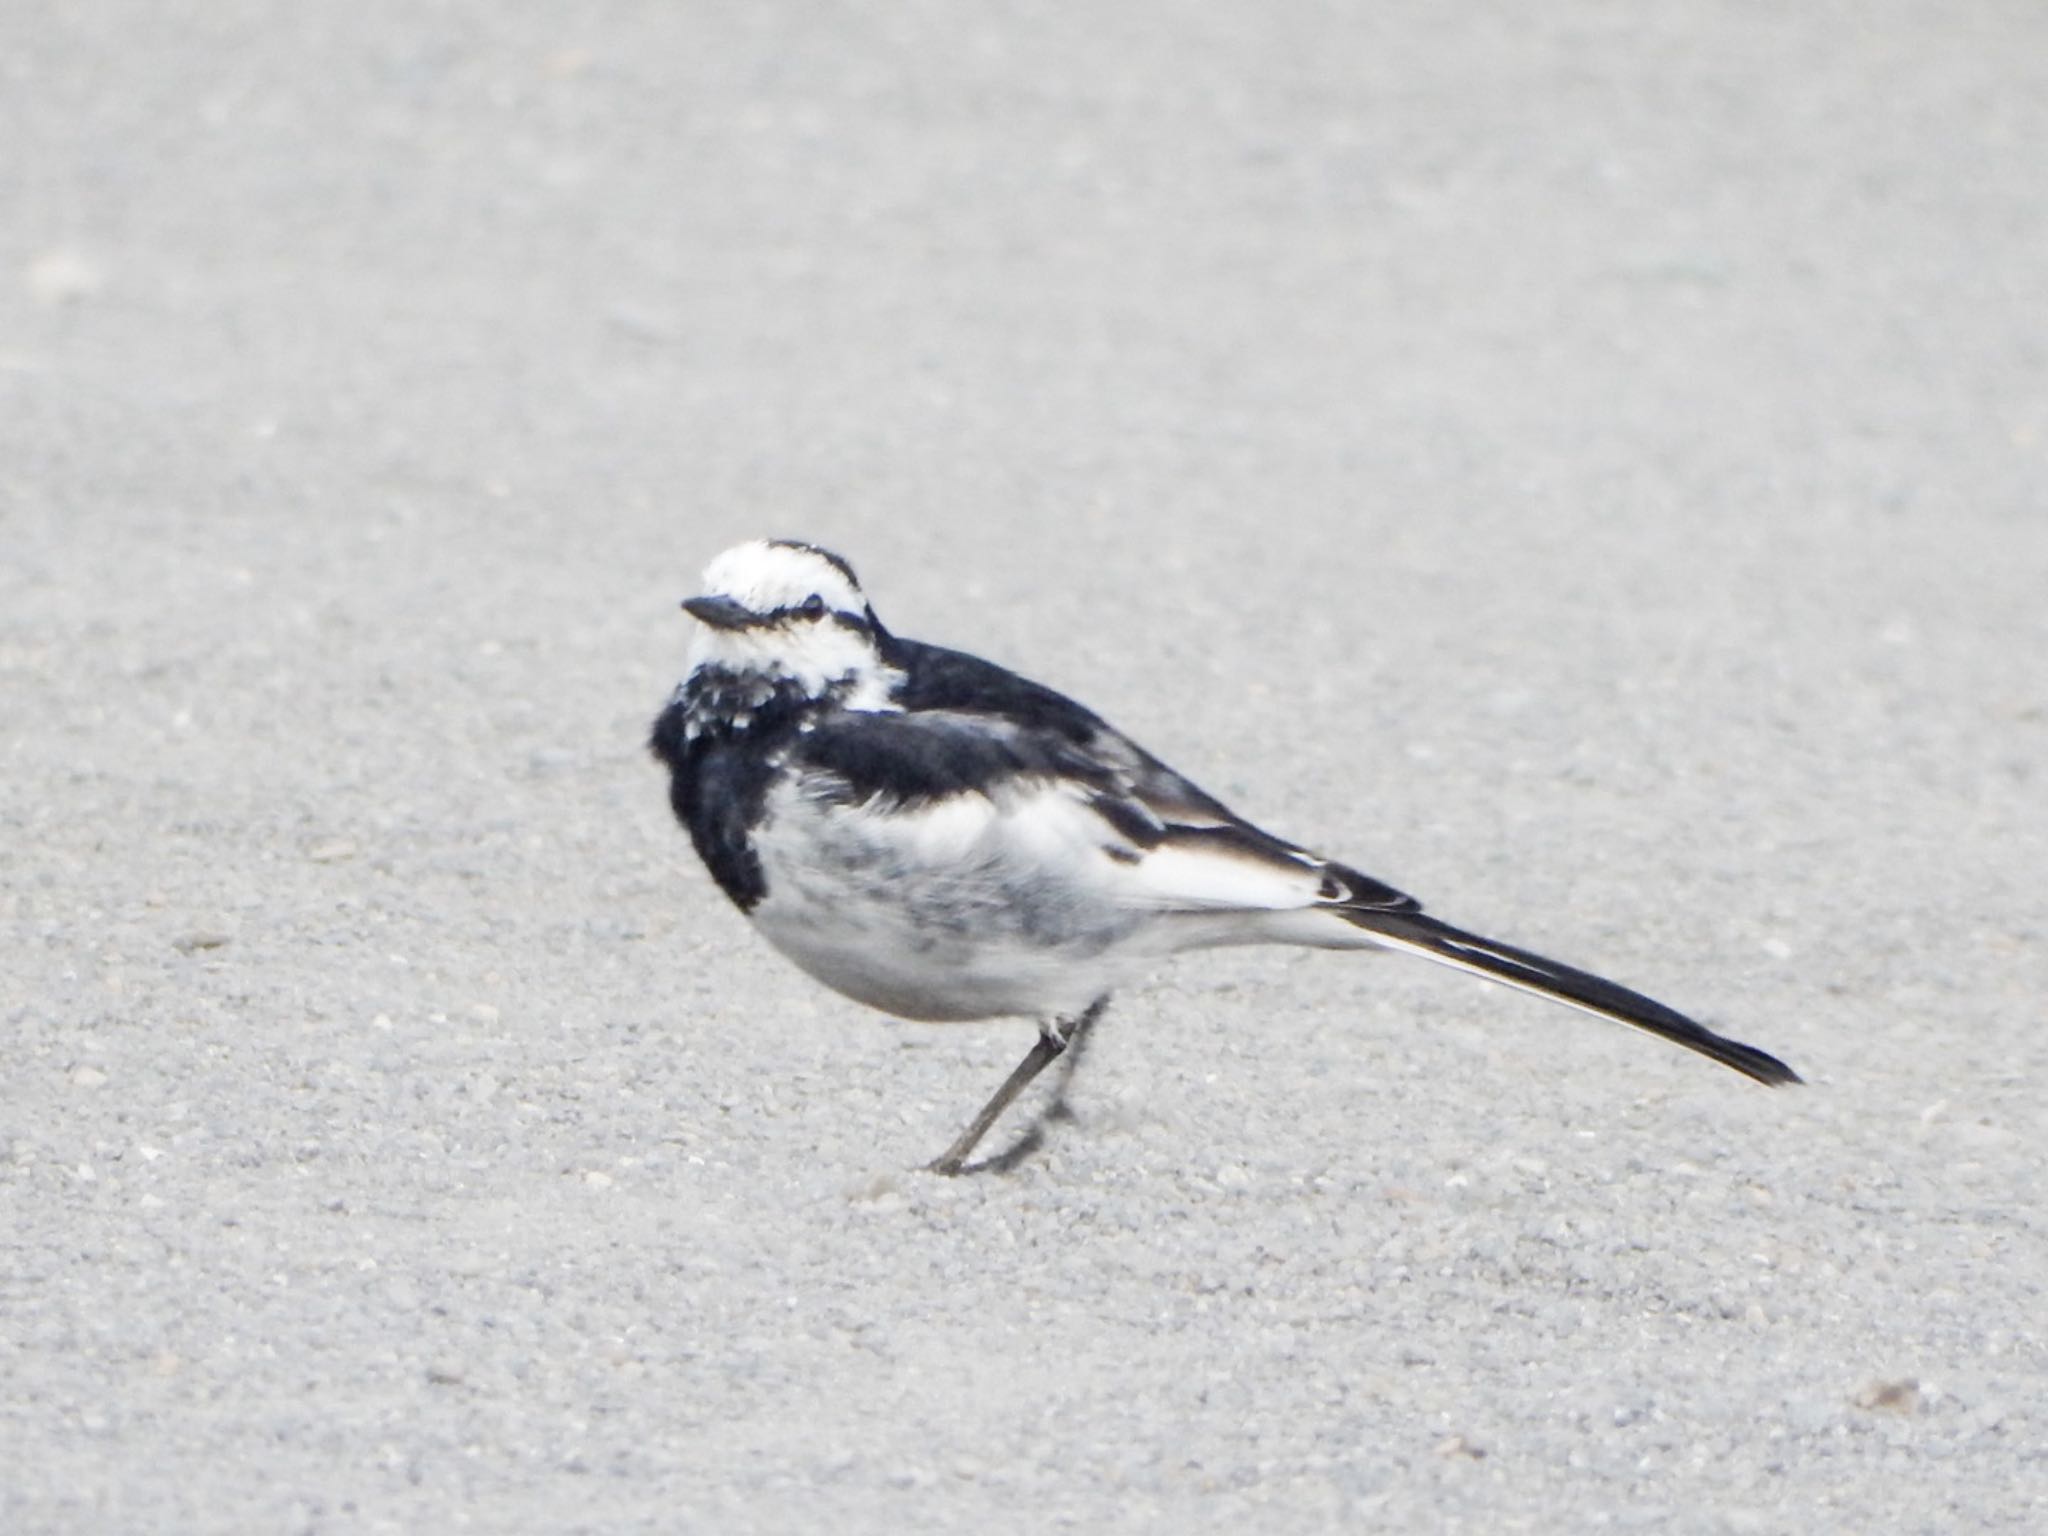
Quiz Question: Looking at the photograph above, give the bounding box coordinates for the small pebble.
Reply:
[1855,1379,1920,1414]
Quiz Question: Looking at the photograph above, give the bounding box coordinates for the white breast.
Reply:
[745,779,1154,1021]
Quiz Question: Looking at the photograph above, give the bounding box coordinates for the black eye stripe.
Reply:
[759,596,864,627]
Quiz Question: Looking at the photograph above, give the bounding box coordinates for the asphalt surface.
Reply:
[6,3,2046,1530]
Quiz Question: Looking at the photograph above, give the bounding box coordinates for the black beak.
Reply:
[681,594,755,631]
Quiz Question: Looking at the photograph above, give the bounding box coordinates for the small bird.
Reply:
[650,540,1799,1174]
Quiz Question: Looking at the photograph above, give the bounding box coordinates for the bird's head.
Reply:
[681,539,896,706]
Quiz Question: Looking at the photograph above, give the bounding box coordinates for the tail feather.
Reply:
[1342,909,1801,1086]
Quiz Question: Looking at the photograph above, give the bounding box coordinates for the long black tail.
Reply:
[1341,909,1801,1086]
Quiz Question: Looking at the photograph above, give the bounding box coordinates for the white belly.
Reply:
[746,781,1152,1022]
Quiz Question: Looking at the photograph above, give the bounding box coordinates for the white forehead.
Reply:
[700,540,865,613]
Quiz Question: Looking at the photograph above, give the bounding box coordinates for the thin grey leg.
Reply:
[928,997,1109,1176]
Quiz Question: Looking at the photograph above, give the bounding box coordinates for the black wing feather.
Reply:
[881,637,1425,908]
[886,636,1242,824]
[794,710,1117,807]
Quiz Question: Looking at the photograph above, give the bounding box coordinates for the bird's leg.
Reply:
[927,997,1109,1176]
[1039,995,1105,1123]
[925,1034,1060,1177]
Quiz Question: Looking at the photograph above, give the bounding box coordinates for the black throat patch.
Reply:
[650,668,824,911]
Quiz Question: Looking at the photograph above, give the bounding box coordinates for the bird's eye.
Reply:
[799,594,827,619]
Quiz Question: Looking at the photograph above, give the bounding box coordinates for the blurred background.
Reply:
[5,3,2044,1530]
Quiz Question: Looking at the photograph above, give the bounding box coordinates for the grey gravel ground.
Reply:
[6,3,2047,1531]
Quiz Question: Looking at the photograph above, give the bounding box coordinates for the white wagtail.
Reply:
[651,539,1799,1174]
